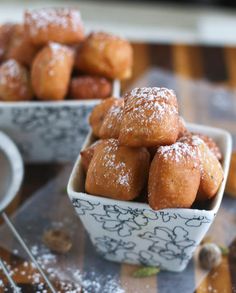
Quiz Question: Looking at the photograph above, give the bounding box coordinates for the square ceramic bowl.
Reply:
[67,123,232,272]
[0,80,120,163]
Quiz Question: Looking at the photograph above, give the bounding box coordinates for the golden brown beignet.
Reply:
[75,32,133,80]
[6,24,38,67]
[80,140,103,172]
[0,23,15,62]
[119,87,179,147]
[196,139,224,200]
[179,135,224,200]
[177,116,189,139]
[85,139,150,200]
[69,76,112,100]
[24,8,84,45]
[99,99,124,139]
[31,43,74,101]
[148,142,201,210]
[225,152,236,197]
[192,133,222,161]
[89,97,121,137]
[0,59,33,101]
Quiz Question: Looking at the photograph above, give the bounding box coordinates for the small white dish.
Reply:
[0,131,24,212]
[67,123,232,272]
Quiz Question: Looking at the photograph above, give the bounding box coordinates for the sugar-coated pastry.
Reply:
[196,138,224,200]
[69,76,112,100]
[89,97,121,137]
[0,23,15,62]
[177,116,189,139]
[85,139,150,200]
[148,142,201,210]
[192,133,222,161]
[148,115,187,159]
[180,135,224,200]
[99,98,124,139]
[6,24,38,66]
[31,43,74,100]
[24,8,84,45]
[225,152,236,198]
[75,32,133,80]
[0,59,33,101]
[119,87,179,147]
[80,140,103,172]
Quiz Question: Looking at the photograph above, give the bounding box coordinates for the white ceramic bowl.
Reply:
[0,80,120,163]
[67,123,232,272]
[0,131,24,212]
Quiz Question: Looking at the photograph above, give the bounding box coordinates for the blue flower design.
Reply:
[94,235,135,258]
[72,198,100,215]
[124,250,161,267]
[159,211,177,222]
[178,214,211,227]
[140,226,196,263]
[92,205,158,237]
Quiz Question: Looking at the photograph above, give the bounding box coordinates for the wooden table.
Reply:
[0,43,236,293]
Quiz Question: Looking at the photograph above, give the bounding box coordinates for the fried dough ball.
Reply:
[149,115,187,160]
[0,23,15,62]
[99,98,124,139]
[24,8,84,45]
[31,43,74,101]
[197,139,224,200]
[192,133,222,161]
[75,32,133,80]
[148,142,201,210]
[80,140,103,172]
[89,97,122,137]
[180,135,224,200]
[69,76,112,100]
[85,139,150,200]
[119,87,179,147]
[177,116,189,139]
[225,152,236,198]
[0,59,33,101]
[5,24,38,66]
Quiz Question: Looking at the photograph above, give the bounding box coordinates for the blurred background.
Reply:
[1,0,236,45]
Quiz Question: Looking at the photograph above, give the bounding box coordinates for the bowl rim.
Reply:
[0,131,24,212]
[67,122,232,214]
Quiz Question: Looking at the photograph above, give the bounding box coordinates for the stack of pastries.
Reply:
[0,8,133,101]
[81,87,224,210]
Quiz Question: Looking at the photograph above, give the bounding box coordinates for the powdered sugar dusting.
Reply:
[44,43,73,76]
[178,135,223,184]
[158,141,198,164]
[0,59,31,99]
[106,102,124,130]
[0,59,22,85]
[122,87,178,135]
[25,8,83,36]
[128,87,176,104]
[101,140,130,188]
[0,243,124,292]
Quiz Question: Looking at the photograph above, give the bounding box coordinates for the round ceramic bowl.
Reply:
[67,123,232,272]
[0,131,24,212]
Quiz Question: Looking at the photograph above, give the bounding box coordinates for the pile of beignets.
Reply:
[0,8,133,102]
[81,87,224,210]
